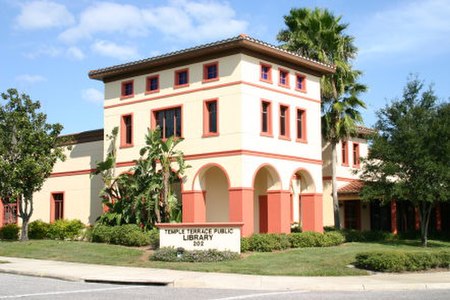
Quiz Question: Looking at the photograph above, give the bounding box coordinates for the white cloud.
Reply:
[16,74,47,84]
[91,40,139,60]
[82,88,103,104]
[23,44,62,59]
[59,0,247,44]
[66,46,85,60]
[358,0,450,57]
[15,0,75,30]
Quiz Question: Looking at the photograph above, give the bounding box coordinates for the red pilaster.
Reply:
[182,191,206,223]
[0,200,4,226]
[391,200,398,234]
[300,193,323,232]
[436,204,442,232]
[228,188,254,237]
[266,190,291,233]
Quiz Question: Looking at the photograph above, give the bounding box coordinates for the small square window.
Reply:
[203,62,219,82]
[121,80,134,98]
[279,69,290,87]
[146,75,159,93]
[175,69,189,87]
[260,63,272,83]
[296,74,306,92]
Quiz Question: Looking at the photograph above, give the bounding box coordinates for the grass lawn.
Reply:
[0,239,448,276]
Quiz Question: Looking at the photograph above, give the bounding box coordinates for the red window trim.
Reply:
[120,113,134,148]
[151,104,184,139]
[279,103,291,140]
[145,75,160,94]
[50,192,64,223]
[174,68,189,89]
[202,62,219,83]
[260,63,272,84]
[278,68,290,88]
[120,80,134,99]
[295,107,307,143]
[202,98,219,137]
[342,141,349,166]
[260,99,273,137]
[295,73,307,93]
[352,142,360,168]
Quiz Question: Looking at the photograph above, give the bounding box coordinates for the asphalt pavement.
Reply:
[0,256,449,292]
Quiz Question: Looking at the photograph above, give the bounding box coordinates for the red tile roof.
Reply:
[338,180,364,194]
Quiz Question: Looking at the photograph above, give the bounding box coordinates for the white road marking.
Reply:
[0,285,147,299]
[211,290,308,300]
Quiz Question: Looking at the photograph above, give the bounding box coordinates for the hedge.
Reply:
[355,250,450,272]
[151,247,239,262]
[0,224,20,240]
[90,224,150,247]
[46,219,85,240]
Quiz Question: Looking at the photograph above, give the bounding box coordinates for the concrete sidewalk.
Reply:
[1,256,449,291]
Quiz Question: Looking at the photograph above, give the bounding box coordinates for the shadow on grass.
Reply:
[369,239,450,248]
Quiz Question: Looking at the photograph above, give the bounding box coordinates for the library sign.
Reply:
[156,222,243,253]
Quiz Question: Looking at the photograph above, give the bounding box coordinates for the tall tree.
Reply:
[0,89,66,240]
[359,77,449,246]
[277,7,367,229]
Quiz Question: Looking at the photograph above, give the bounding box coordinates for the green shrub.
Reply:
[323,231,346,246]
[151,247,239,262]
[355,250,450,272]
[47,219,85,240]
[240,237,251,252]
[28,220,50,239]
[290,222,302,233]
[323,226,337,232]
[289,232,322,248]
[148,227,160,249]
[0,224,20,240]
[249,234,290,252]
[343,230,395,242]
[110,224,150,247]
[91,224,113,243]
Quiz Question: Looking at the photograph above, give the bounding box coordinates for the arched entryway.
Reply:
[253,164,288,233]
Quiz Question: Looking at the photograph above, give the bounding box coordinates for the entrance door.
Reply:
[344,200,361,230]
[259,195,268,233]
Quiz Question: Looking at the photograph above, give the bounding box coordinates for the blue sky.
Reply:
[1,0,449,134]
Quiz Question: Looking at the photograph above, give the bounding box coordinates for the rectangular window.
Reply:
[203,62,219,82]
[261,100,272,136]
[146,75,159,93]
[295,74,306,92]
[260,63,272,83]
[203,99,219,136]
[296,108,307,142]
[121,80,134,98]
[342,141,348,166]
[121,114,133,147]
[153,107,182,139]
[175,69,189,88]
[52,193,64,221]
[279,104,290,139]
[353,143,360,167]
[2,200,17,225]
[279,69,290,87]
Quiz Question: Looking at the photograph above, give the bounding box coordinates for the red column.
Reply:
[436,204,442,232]
[228,188,254,237]
[0,200,4,226]
[300,193,323,232]
[266,190,291,233]
[391,200,398,234]
[414,207,420,231]
[181,191,206,223]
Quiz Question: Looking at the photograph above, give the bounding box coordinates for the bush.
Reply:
[323,231,346,246]
[240,237,251,252]
[148,227,160,249]
[91,224,150,246]
[355,250,450,272]
[249,234,290,252]
[343,230,395,242]
[28,220,50,239]
[47,219,85,240]
[290,222,302,233]
[0,224,20,240]
[151,247,239,262]
[289,232,322,248]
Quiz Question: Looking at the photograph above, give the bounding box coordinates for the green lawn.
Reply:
[0,239,448,276]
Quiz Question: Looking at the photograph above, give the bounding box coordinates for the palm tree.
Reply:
[278,8,367,229]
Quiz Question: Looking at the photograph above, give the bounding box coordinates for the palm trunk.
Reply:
[162,170,170,222]
[331,142,341,229]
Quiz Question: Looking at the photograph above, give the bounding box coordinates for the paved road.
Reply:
[1,274,450,300]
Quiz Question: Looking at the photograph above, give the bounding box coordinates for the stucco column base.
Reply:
[182,191,206,222]
[229,188,254,237]
[266,190,291,233]
[301,193,323,233]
